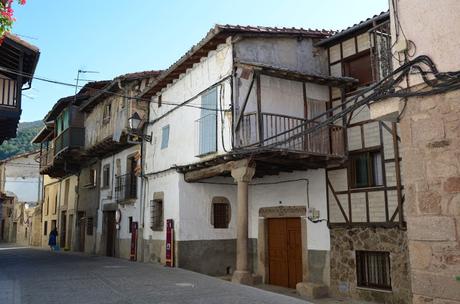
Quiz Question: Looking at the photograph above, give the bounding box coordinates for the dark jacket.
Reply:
[48,228,58,246]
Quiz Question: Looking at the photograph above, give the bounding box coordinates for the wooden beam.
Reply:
[234,72,255,131]
[184,159,251,182]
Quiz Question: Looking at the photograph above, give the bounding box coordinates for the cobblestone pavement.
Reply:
[0,245,312,304]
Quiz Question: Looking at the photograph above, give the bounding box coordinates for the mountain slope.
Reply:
[0,120,44,160]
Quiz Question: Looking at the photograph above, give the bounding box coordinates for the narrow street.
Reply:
[0,244,310,304]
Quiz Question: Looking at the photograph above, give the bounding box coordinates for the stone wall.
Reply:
[330,227,411,304]
[400,89,460,303]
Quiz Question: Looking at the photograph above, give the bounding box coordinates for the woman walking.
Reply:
[48,227,58,251]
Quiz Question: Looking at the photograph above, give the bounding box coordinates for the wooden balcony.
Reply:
[38,127,85,177]
[54,127,85,156]
[0,78,20,143]
[236,112,345,157]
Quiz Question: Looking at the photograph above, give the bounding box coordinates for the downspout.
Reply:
[92,160,101,255]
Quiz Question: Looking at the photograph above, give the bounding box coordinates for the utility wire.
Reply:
[0,66,229,113]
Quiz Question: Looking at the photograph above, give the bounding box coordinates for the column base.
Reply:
[296,282,329,299]
[231,270,254,285]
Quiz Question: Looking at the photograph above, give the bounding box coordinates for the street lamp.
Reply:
[128,112,152,142]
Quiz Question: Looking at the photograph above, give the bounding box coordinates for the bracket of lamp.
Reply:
[127,112,152,143]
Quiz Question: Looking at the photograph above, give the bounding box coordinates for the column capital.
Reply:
[231,165,255,183]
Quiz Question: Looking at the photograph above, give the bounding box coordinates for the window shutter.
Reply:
[198,88,217,155]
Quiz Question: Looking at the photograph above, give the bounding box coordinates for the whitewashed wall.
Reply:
[145,42,233,173]
[144,170,330,251]
[97,145,141,241]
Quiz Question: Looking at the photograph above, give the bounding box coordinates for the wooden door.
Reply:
[267,218,302,288]
[105,211,116,257]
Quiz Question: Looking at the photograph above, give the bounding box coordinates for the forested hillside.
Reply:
[0,120,43,160]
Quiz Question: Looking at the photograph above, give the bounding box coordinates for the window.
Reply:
[54,194,58,215]
[103,103,111,123]
[88,169,97,187]
[161,125,170,149]
[102,164,110,188]
[350,150,383,188]
[43,221,48,235]
[46,197,49,215]
[150,199,163,231]
[158,95,162,108]
[51,220,57,230]
[343,50,373,88]
[356,251,391,290]
[56,108,69,135]
[128,216,133,233]
[86,217,93,235]
[212,197,231,229]
[198,88,217,155]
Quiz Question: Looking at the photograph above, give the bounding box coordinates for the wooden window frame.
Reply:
[102,164,110,189]
[356,250,392,290]
[342,49,373,89]
[350,149,383,189]
[211,197,231,229]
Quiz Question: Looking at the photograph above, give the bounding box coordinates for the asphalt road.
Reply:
[0,244,310,304]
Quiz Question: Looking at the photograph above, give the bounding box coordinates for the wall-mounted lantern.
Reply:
[127,112,152,142]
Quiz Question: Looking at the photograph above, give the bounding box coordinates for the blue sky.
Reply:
[12,0,388,122]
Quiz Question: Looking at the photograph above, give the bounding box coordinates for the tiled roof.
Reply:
[115,70,162,81]
[316,11,390,46]
[139,24,334,99]
[4,32,39,53]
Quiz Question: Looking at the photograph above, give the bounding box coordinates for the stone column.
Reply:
[231,164,255,285]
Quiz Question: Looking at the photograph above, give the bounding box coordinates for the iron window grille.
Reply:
[86,218,93,236]
[356,250,392,290]
[115,173,137,203]
[150,199,163,231]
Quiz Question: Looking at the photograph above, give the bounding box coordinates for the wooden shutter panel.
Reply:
[199,88,217,155]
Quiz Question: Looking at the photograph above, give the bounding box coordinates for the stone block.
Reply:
[409,241,432,270]
[411,117,445,145]
[231,270,253,286]
[296,282,329,299]
[407,216,456,241]
[448,195,460,215]
[426,156,458,180]
[418,191,442,214]
[413,294,434,304]
[444,177,460,193]
[412,271,460,301]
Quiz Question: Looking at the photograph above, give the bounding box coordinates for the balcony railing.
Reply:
[369,20,393,82]
[54,127,85,156]
[39,146,54,169]
[115,173,137,203]
[0,78,17,108]
[237,112,345,157]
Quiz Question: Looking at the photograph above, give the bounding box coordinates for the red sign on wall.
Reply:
[166,219,174,267]
[130,221,138,261]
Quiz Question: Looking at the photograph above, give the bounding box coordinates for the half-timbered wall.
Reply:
[325,32,404,228]
[84,80,150,150]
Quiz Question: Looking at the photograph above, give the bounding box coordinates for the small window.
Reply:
[343,50,373,88]
[102,165,110,188]
[158,95,162,108]
[150,199,163,231]
[86,217,93,235]
[88,169,97,187]
[350,150,383,188]
[51,220,57,230]
[356,251,391,290]
[128,216,133,233]
[46,197,49,215]
[103,103,111,123]
[43,221,48,235]
[212,197,231,229]
[54,194,58,215]
[161,125,170,149]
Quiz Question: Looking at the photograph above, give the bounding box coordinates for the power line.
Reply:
[0,66,229,113]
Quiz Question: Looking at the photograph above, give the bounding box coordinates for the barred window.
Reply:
[86,217,93,236]
[211,197,231,229]
[150,199,163,231]
[356,250,391,290]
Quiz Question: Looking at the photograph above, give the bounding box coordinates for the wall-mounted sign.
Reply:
[130,222,138,261]
[115,209,122,224]
[165,219,174,267]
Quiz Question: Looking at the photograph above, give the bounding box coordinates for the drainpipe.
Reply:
[92,160,101,255]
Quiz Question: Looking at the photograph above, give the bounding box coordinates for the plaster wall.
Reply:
[145,43,233,173]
